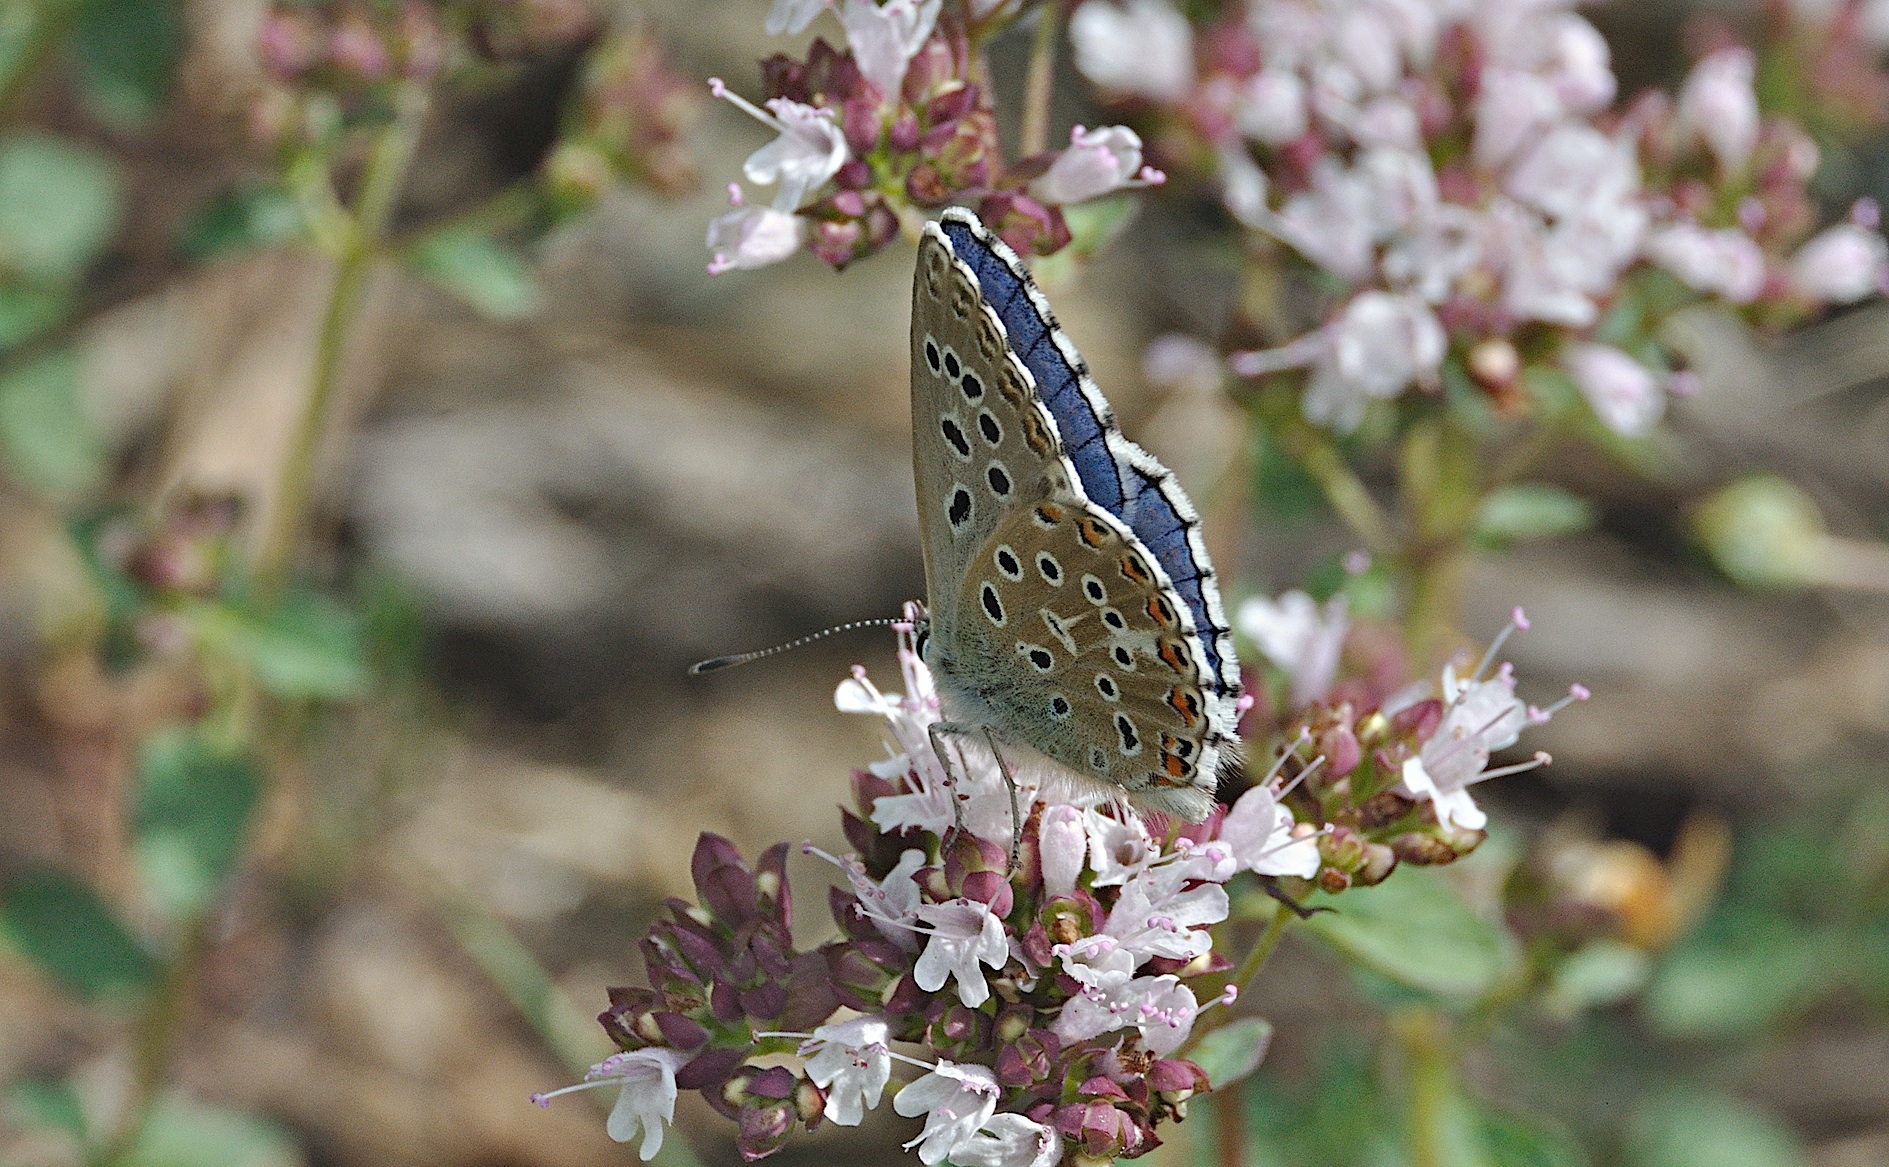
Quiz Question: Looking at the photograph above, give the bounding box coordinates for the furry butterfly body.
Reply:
[912,209,1240,821]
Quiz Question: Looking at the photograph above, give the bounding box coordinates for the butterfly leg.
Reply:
[927,720,975,841]
[981,726,1024,872]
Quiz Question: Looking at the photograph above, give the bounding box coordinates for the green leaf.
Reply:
[182,185,306,258]
[68,0,183,124]
[133,727,264,921]
[194,591,369,700]
[1303,868,1518,999]
[0,347,106,499]
[0,279,70,350]
[1480,1109,1590,1167]
[6,1077,88,1139]
[1541,939,1650,1019]
[1626,1093,1803,1167]
[123,1095,300,1167]
[1189,1016,1273,1088]
[0,134,123,281]
[1473,484,1596,550]
[409,229,542,319]
[0,868,158,1000]
[1642,922,1833,1038]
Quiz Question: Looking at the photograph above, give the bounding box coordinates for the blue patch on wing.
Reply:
[941,216,1228,688]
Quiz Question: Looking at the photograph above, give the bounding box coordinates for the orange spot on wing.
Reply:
[1145,596,1176,626]
[1157,639,1191,674]
[1119,554,1152,586]
[1078,518,1110,547]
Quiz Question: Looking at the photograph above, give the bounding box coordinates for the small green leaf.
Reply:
[1304,868,1518,999]
[182,185,306,258]
[194,592,369,700]
[0,279,70,350]
[1189,1016,1273,1088]
[1473,484,1596,550]
[1480,1109,1590,1167]
[133,727,264,920]
[409,229,542,319]
[7,1077,88,1139]
[0,868,158,1001]
[1626,1093,1803,1167]
[0,134,123,281]
[124,1095,301,1167]
[0,348,106,499]
[1542,939,1650,1018]
[1642,923,1832,1038]
[68,0,184,124]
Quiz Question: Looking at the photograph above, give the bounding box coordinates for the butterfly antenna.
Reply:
[688,618,906,675]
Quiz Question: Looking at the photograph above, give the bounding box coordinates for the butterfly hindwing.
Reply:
[942,493,1225,820]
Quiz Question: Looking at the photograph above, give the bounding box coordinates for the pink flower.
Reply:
[894,1062,1003,1166]
[839,0,941,101]
[912,898,1009,1007]
[1677,47,1759,173]
[1219,785,1320,878]
[1644,223,1765,303]
[531,1048,687,1160]
[739,97,848,210]
[1030,125,1163,205]
[1069,0,1195,102]
[706,202,805,273]
[1039,804,1087,897]
[802,1015,893,1126]
[1564,342,1663,438]
[1471,67,1563,168]
[1236,69,1308,145]
[1302,290,1445,430]
[1789,223,1888,304]
[1237,590,1348,708]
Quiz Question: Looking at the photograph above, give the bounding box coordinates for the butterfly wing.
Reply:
[934,211,1241,726]
[911,221,1078,653]
[944,494,1228,820]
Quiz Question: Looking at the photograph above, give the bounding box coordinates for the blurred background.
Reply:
[2,1,1889,1166]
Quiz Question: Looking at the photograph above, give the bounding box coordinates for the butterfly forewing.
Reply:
[911,226,1075,651]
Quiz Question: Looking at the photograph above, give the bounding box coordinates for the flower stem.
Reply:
[1393,1007,1488,1167]
[1277,420,1397,556]
[1178,898,1294,1056]
[255,81,431,592]
[1019,4,1059,158]
[89,918,211,1167]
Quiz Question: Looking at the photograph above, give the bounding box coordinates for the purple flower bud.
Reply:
[889,109,922,151]
[735,1099,795,1160]
[1391,831,1459,865]
[677,1046,744,1091]
[1146,1058,1209,1095]
[926,83,978,127]
[711,981,745,1023]
[1319,724,1362,779]
[834,159,873,190]
[739,982,789,1020]
[655,1012,708,1050]
[843,94,883,154]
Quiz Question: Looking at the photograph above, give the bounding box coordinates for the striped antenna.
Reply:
[688,618,906,675]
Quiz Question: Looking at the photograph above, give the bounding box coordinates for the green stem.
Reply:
[1177,899,1293,1056]
[1277,420,1397,556]
[1394,1007,1486,1167]
[90,920,210,1167]
[256,82,432,591]
[1018,5,1059,158]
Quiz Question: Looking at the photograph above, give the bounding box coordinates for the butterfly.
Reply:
[911,208,1241,823]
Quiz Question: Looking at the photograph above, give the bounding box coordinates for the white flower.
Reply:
[840,846,926,949]
[1220,784,1321,878]
[1303,290,1445,430]
[531,1048,688,1161]
[1564,342,1663,438]
[1789,223,1888,303]
[706,203,805,273]
[894,1061,1002,1166]
[1505,122,1638,223]
[1039,804,1087,897]
[1130,974,1201,1055]
[840,0,941,100]
[1678,47,1759,173]
[913,898,1009,1007]
[1084,809,1162,887]
[1471,66,1562,169]
[1031,125,1159,205]
[1069,0,1195,102]
[742,99,847,210]
[1534,12,1615,113]
[802,1015,892,1126]
[1398,664,1528,832]
[1238,589,1348,708]
[950,1113,1062,1167]
[1236,69,1308,145]
[766,0,827,35]
[1644,222,1765,303]
[1104,860,1229,962]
